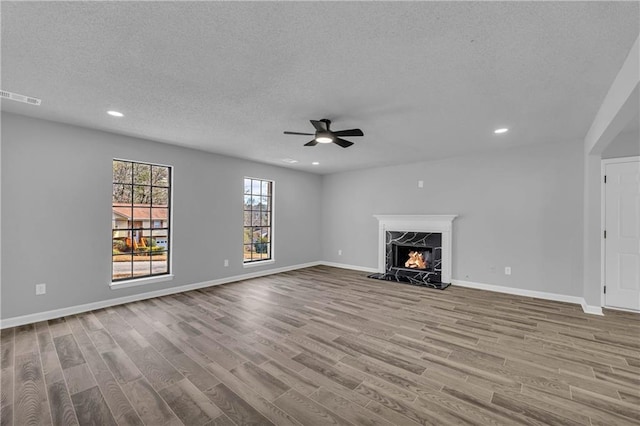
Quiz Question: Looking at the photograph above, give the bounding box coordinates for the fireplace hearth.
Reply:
[369,215,457,290]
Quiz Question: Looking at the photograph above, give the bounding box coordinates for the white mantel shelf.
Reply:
[374,215,458,284]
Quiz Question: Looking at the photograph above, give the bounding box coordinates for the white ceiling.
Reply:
[1,2,638,174]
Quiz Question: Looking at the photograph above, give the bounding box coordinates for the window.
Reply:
[243,177,273,263]
[112,160,171,281]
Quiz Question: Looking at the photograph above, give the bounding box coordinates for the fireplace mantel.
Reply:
[374,215,458,284]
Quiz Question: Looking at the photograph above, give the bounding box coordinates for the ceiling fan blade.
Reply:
[304,140,318,146]
[332,128,364,137]
[310,120,328,132]
[333,138,354,148]
[284,131,314,136]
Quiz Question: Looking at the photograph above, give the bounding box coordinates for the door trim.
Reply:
[601,156,640,308]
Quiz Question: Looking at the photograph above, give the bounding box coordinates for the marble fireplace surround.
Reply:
[374,215,458,284]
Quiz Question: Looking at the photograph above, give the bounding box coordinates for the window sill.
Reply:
[110,274,174,290]
[243,259,275,268]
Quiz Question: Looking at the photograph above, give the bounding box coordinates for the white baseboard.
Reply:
[1,263,606,328]
[0,261,322,329]
[452,279,603,316]
[581,302,604,316]
[319,261,379,274]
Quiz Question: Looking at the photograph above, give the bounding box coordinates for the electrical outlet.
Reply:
[224,259,229,267]
[338,249,342,256]
[35,283,46,295]
[505,267,511,275]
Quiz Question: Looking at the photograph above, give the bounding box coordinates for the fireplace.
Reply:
[369,215,457,289]
[384,231,443,285]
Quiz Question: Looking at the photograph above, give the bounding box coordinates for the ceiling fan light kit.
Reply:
[284,119,363,148]
[315,134,333,143]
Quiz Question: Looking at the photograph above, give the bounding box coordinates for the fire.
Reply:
[405,251,426,269]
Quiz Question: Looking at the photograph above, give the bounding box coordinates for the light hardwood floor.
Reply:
[1,265,639,425]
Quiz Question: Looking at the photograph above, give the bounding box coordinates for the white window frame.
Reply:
[110,158,174,289]
[243,177,275,268]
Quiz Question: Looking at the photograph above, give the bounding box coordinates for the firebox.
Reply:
[393,245,433,270]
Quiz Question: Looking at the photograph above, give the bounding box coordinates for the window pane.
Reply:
[244,178,251,194]
[261,197,270,212]
[113,161,133,184]
[151,207,168,226]
[261,212,270,227]
[133,257,151,278]
[152,236,168,249]
[112,240,127,261]
[151,165,169,187]
[112,205,132,234]
[113,184,132,204]
[152,187,169,206]
[243,228,252,245]
[251,226,261,240]
[244,195,252,208]
[134,242,149,255]
[113,254,133,280]
[261,181,270,196]
[251,211,261,226]
[133,185,151,204]
[243,211,251,226]
[252,180,261,195]
[152,254,168,275]
[243,244,252,260]
[139,229,153,242]
[134,163,151,185]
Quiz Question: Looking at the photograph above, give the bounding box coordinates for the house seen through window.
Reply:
[112,160,171,281]
[244,177,273,263]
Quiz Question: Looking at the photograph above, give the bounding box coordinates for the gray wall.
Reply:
[1,111,588,320]
[322,140,584,297]
[1,112,322,319]
[602,129,640,159]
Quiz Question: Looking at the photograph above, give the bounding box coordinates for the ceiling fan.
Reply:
[284,119,363,148]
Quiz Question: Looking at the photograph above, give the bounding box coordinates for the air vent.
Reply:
[0,90,41,106]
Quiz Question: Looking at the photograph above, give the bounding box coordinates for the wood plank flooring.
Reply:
[1,265,639,425]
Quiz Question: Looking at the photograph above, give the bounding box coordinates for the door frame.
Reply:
[601,156,640,309]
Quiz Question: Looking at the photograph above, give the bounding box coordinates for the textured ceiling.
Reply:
[1,2,638,174]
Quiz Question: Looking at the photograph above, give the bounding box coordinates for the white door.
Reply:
[604,159,640,311]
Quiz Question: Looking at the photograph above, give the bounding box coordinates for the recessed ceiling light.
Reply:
[312,162,320,165]
[107,110,124,117]
[282,158,298,164]
[494,128,509,134]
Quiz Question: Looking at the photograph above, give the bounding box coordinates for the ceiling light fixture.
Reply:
[107,110,124,117]
[282,158,298,164]
[312,162,320,165]
[315,136,333,144]
[494,128,509,134]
